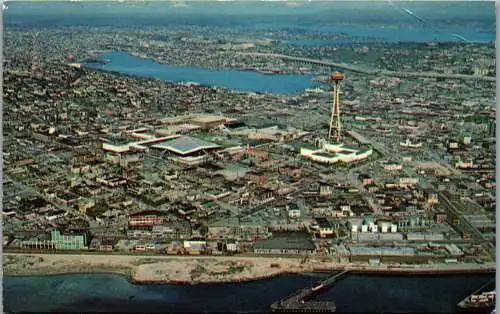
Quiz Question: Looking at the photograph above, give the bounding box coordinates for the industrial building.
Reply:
[349,246,415,257]
[208,219,270,241]
[352,232,404,242]
[254,235,316,255]
[407,232,445,241]
[350,219,398,234]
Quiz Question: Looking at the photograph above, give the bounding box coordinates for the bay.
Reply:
[4,273,494,313]
[5,1,495,43]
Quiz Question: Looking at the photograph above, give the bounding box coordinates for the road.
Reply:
[239,52,496,82]
[400,164,487,244]
[5,176,87,219]
[438,192,488,243]
[346,172,381,215]
[354,136,490,249]
[4,251,495,272]
[399,155,490,248]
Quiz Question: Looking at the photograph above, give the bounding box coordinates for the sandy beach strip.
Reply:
[3,253,331,283]
[4,253,495,284]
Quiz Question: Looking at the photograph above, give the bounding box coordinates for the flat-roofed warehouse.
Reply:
[151,135,222,156]
[190,115,227,129]
[253,236,316,255]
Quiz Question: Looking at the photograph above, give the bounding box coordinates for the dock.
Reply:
[270,270,350,313]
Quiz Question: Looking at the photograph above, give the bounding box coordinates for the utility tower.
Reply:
[328,72,344,143]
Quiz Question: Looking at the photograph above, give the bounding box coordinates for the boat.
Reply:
[457,291,496,313]
[310,283,324,292]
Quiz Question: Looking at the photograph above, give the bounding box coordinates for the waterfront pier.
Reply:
[270,270,350,313]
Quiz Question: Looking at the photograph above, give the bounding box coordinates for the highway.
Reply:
[239,52,496,82]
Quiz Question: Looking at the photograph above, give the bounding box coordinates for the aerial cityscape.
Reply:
[3,1,496,313]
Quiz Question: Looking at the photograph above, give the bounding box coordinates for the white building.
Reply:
[391,224,398,233]
[400,139,423,148]
[288,208,301,219]
[399,177,419,187]
[300,142,373,164]
[384,163,403,171]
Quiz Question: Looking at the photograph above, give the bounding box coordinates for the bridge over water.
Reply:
[239,53,495,82]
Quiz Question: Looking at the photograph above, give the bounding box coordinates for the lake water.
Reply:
[4,273,493,313]
[83,51,318,94]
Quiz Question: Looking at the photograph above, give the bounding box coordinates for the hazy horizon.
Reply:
[7,0,496,2]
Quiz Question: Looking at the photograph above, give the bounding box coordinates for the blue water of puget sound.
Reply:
[4,273,493,313]
[5,1,495,44]
[84,51,319,94]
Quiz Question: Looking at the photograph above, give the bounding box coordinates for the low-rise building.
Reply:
[315,217,335,238]
[349,246,415,257]
[99,238,118,252]
[407,232,445,241]
[183,240,207,255]
[253,236,315,255]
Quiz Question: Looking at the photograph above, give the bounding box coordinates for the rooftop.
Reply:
[254,235,315,251]
[190,115,226,124]
[152,135,222,156]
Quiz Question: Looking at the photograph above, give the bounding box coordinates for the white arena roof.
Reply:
[152,135,222,155]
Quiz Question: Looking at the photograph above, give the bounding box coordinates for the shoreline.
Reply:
[4,253,495,285]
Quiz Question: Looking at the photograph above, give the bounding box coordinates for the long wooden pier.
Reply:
[270,270,350,313]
